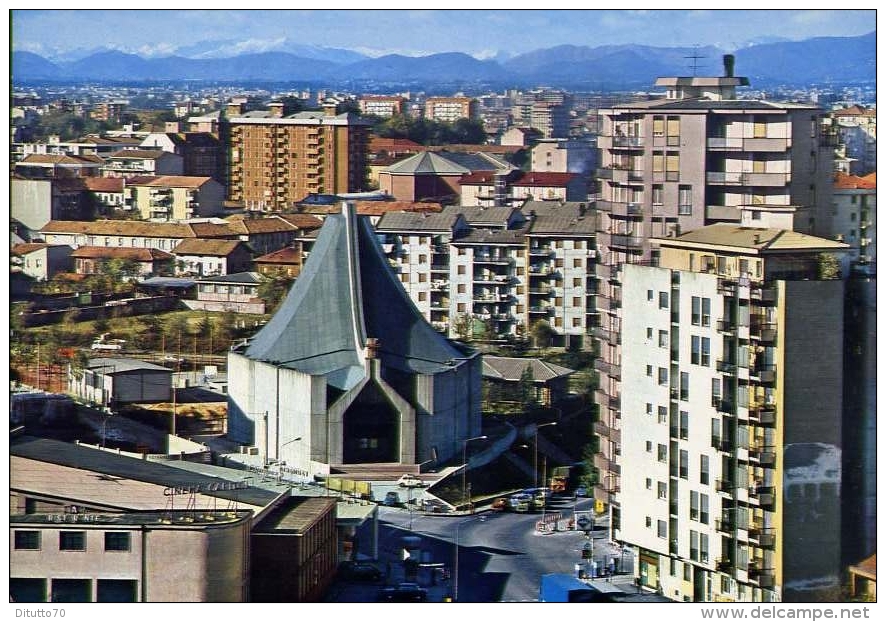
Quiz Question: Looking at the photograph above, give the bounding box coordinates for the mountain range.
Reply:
[12,32,876,89]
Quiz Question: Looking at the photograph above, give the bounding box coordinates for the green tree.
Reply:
[817,253,841,280]
[257,274,294,313]
[451,118,488,144]
[164,315,190,356]
[519,364,537,408]
[452,313,474,343]
[530,320,555,349]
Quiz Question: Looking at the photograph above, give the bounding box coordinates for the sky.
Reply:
[10,7,878,61]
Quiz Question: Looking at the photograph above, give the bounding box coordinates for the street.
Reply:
[334,496,632,603]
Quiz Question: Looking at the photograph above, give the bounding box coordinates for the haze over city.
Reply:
[11,8,877,61]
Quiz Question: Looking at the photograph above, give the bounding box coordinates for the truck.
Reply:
[539,573,613,602]
[549,466,576,493]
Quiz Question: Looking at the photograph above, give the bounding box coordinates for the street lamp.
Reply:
[461,435,487,513]
[534,422,557,489]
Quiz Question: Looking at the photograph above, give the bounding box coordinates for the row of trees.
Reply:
[369,113,488,145]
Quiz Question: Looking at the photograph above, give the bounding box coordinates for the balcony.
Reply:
[612,135,645,148]
[750,321,777,343]
[608,201,644,217]
[715,479,734,494]
[750,365,776,384]
[715,516,735,533]
[716,558,734,572]
[748,564,775,588]
[749,405,776,426]
[609,234,644,249]
[716,360,737,375]
[711,436,733,454]
[430,262,448,273]
[717,318,736,333]
[748,528,776,549]
[593,454,621,475]
[474,253,514,265]
[707,137,790,152]
[594,358,621,380]
[748,445,776,466]
[529,246,554,257]
[750,286,777,303]
[528,305,555,315]
[749,486,775,508]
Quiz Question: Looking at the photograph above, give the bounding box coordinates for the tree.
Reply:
[452,118,488,144]
[817,253,841,280]
[519,364,537,409]
[257,274,294,313]
[164,315,190,356]
[452,313,474,343]
[530,320,555,349]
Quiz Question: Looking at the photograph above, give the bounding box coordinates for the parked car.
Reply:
[509,493,532,513]
[397,474,426,488]
[383,491,402,507]
[491,497,510,512]
[339,561,383,582]
[574,486,588,498]
[379,582,428,602]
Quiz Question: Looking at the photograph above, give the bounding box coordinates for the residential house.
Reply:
[101,149,184,178]
[39,219,237,254]
[83,177,126,214]
[70,246,174,277]
[124,175,225,220]
[11,178,92,236]
[224,214,317,256]
[10,243,74,281]
[832,172,876,265]
[458,170,585,206]
[188,272,265,314]
[831,105,876,175]
[172,238,253,276]
[482,356,574,407]
[253,246,304,279]
[14,154,104,179]
[139,131,224,183]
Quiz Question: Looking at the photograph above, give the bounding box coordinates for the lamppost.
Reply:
[461,435,487,513]
[534,422,557,489]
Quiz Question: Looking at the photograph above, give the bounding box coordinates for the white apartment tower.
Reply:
[619,224,848,602]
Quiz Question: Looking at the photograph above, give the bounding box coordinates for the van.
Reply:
[509,493,532,513]
[383,491,401,507]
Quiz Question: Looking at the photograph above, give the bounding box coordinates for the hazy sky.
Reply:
[11,8,877,60]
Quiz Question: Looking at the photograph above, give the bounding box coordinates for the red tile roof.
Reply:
[69,246,174,261]
[41,219,236,239]
[225,215,299,234]
[254,247,302,264]
[108,149,167,160]
[172,238,247,256]
[834,172,876,190]
[127,175,213,189]
[11,243,52,255]
[83,177,125,192]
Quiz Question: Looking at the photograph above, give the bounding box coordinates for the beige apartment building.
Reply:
[424,96,479,123]
[591,58,836,528]
[226,105,370,211]
[618,224,848,602]
[124,175,225,220]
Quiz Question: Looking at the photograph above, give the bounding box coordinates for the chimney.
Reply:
[226,102,243,117]
[322,102,338,117]
[268,102,285,118]
[723,54,735,78]
[753,233,761,245]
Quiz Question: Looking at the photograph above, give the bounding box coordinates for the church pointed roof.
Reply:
[383,151,471,175]
[243,203,469,385]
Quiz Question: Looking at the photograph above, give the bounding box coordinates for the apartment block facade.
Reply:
[375,202,597,343]
[591,63,836,528]
[424,96,479,123]
[618,224,848,602]
[226,108,370,211]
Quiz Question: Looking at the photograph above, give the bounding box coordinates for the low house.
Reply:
[124,175,225,220]
[101,149,184,178]
[83,176,126,213]
[70,357,173,407]
[10,243,73,281]
[187,272,265,314]
[481,356,574,406]
[253,246,303,279]
[14,154,104,179]
[459,170,585,207]
[172,238,253,276]
[70,246,175,277]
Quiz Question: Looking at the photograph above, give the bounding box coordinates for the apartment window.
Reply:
[690,491,700,520]
[658,330,668,348]
[646,516,653,528]
[652,151,664,173]
[400,274,409,284]
[418,254,428,264]
[680,449,689,479]
[646,365,653,377]
[573,258,582,268]
[690,530,699,561]
[700,455,710,485]
[658,406,667,425]
[678,185,692,215]
[652,185,663,206]
[418,273,427,283]
[657,444,668,462]
[680,372,690,400]
[647,289,654,301]
[684,564,692,582]
[680,410,689,440]
[556,258,564,268]
[666,116,681,146]
[658,367,668,385]
[666,152,680,181]
[646,478,653,490]
[646,403,653,415]
[418,292,427,302]
[700,533,710,563]
[653,116,665,137]
[59,531,86,551]
[657,520,667,539]
[701,337,710,366]
[573,277,582,287]
[646,441,653,453]
[702,298,711,326]
[572,296,582,307]
[14,530,41,550]
[659,291,668,309]
[691,336,700,364]
[658,481,668,499]
[104,532,131,552]
[457,284,466,293]
[700,494,710,525]
[691,296,701,326]
[457,303,466,313]
[457,265,466,275]
[572,318,581,328]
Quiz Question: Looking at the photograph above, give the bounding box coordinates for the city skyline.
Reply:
[11,8,877,62]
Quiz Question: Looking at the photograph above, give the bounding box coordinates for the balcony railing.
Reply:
[594,359,621,379]
[716,360,737,375]
[612,135,644,148]
[749,405,777,426]
[609,234,644,249]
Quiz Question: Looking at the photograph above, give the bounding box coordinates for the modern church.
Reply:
[227,202,482,480]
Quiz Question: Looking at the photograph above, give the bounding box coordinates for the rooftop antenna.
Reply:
[685,45,706,76]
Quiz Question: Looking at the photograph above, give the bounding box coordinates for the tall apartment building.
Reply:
[424,97,479,123]
[591,57,836,529]
[618,224,849,602]
[375,201,597,343]
[358,95,407,118]
[830,105,876,175]
[225,105,370,211]
[831,172,876,265]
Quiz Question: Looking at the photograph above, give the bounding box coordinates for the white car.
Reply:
[397,474,426,488]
